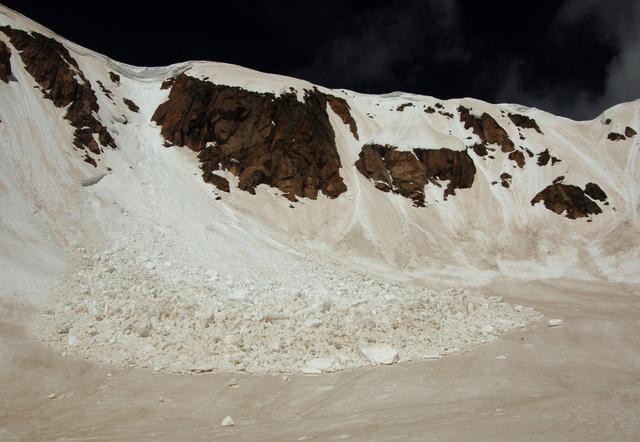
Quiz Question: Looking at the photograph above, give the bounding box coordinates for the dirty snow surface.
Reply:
[33,230,540,374]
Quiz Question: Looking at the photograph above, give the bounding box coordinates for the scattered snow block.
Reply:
[423,352,442,360]
[360,344,399,365]
[67,335,78,346]
[227,288,249,301]
[547,319,564,327]
[81,173,107,187]
[304,318,323,328]
[303,357,336,374]
[220,416,235,427]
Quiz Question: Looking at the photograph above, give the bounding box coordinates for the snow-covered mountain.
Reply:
[0,5,638,372]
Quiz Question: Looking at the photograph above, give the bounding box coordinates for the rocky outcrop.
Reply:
[324,94,359,140]
[608,132,626,141]
[584,182,607,202]
[123,98,139,113]
[152,74,347,200]
[508,150,526,168]
[109,71,120,84]
[396,103,413,111]
[500,173,512,188]
[355,144,475,206]
[0,26,116,157]
[508,113,543,133]
[458,106,515,153]
[0,40,11,83]
[537,149,561,166]
[531,183,603,219]
[625,127,637,138]
[96,80,113,100]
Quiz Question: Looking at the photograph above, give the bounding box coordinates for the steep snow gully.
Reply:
[1,5,639,374]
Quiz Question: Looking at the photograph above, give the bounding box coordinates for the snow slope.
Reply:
[0,5,638,373]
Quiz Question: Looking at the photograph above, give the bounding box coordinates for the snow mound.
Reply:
[32,232,541,374]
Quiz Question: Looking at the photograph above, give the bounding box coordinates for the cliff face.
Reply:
[355,144,476,206]
[152,74,348,200]
[531,182,604,219]
[0,40,10,83]
[0,26,116,165]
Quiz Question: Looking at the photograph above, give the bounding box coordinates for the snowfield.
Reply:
[0,4,638,377]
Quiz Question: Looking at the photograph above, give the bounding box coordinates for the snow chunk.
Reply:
[220,416,235,427]
[360,344,399,365]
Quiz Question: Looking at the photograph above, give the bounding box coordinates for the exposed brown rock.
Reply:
[584,182,607,201]
[109,71,120,84]
[0,26,116,157]
[508,113,543,134]
[396,103,414,111]
[96,80,113,100]
[537,149,561,166]
[424,106,435,114]
[324,94,359,140]
[438,111,454,119]
[508,150,526,168]
[471,143,488,157]
[354,144,393,192]
[160,77,176,90]
[458,106,514,153]
[553,176,564,184]
[500,172,512,188]
[604,118,612,125]
[608,132,626,141]
[355,144,476,206]
[625,127,637,138]
[531,183,602,219]
[207,174,230,193]
[152,74,346,200]
[415,148,476,198]
[123,98,140,113]
[0,40,11,83]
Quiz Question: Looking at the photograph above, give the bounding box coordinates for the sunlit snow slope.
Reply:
[1,2,639,310]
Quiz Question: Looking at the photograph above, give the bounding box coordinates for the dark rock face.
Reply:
[508,113,543,133]
[608,132,626,141]
[355,144,475,206]
[424,106,435,114]
[123,98,139,113]
[500,172,512,188]
[0,40,11,83]
[536,148,561,166]
[508,150,526,168]
[152,73,347,200]
[584,182,607,201]
[625,127,637,138]
[208,174,230,193]
[531,183,602,219]
[458,106,515,153]
[396,103,414,111]
[96,80,113,100]
[109,71,120,84]
[324,94,359,140]
[0,26,116,157]
[471,143,488,157]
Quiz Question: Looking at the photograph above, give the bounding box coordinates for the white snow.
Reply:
[0,3,638,376]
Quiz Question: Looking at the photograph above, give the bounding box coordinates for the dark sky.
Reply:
[4,0,639,119]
